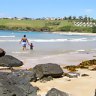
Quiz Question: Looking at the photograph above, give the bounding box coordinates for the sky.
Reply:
[0,0,96,19]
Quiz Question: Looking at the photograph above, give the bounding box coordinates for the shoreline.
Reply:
[19,52,96,69]
[0,30,96,96]
[52,31,96,36]
[1,29,96,36]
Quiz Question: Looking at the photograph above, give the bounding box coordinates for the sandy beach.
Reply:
[1,48,96,96]
[1,31,96,96]
[53,32,96,36]
[31,68,96,96]
[16,51,96,96]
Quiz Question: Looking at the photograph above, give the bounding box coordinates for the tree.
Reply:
[83,15,88,22]
[92,26,96,33]
[73,16,76,20]
[63,16,67,20]
[78,16,83,21]
[68,16,72,20]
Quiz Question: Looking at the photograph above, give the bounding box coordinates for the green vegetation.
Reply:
[0,17,96,33]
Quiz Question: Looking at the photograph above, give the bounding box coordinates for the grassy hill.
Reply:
[0,18,96,33]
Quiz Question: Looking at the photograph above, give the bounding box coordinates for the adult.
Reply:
[20,35,29,50]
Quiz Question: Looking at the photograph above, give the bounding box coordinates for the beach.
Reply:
[17,48,96,96]
[16,32,96,96]
[32,68,96,96]
[0,48,96,96]
[9,41,96,96]
[0,31,96,96]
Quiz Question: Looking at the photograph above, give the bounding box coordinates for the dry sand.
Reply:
[31,69,96,96]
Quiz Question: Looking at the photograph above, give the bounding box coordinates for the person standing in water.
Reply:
[20,35,29,50]
[30,43,34,50]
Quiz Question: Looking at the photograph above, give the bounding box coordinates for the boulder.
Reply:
[0,72,38,96]
[0,55,23,68]
[33,63,63,79]
[11,70,37,82]
[0,48,5,57]
[46,88,69,96]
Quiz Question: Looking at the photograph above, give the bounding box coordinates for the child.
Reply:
[30,43,33,50]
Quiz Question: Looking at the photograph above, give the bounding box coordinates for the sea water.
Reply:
[0,30,96,61]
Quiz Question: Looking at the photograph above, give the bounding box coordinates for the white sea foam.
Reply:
[12,51,29,54]
[76,50,85,52]
[28,38,96,42]
[0,38,95,42]
[0,40,19,42]
[0,35,15,38]
[29,39,68,42]
[69,38,88,42]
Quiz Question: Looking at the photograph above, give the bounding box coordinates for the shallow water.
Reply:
[0,30,96,66]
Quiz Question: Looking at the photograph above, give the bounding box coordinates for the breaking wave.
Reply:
[0,38,96,42]
[0,35,15,38]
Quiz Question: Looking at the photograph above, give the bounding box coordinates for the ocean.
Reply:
[0,30,96,67]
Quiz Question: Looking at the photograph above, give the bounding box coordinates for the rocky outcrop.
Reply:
[0,72,38,96]
[46,88,69,96]
[11,70,37,82]
[32,63,63,80]
[0,48,5,57]
[0,55,23,68]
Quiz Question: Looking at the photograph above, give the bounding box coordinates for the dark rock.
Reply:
[0,48,5,57]
[33,63,63,79]
[46,88,69,96]
[0,72,38,96]
[10,70,37,82]
[0,55,23,67]
[40,76,53,82]
[81,74,89,77]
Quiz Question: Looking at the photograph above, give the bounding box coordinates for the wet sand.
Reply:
[19,52,96,69]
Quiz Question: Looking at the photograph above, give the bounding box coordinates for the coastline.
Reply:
[19,52,96,69]
[0,52,96,96]
[52,31,96,36]
[1,29,96,36]
[0,30,96,96]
